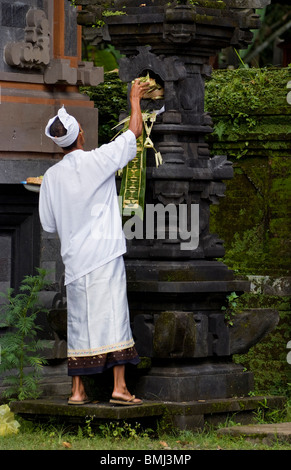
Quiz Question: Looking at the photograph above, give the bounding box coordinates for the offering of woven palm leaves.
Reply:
[115,75,164,219]
[134,73,164,100]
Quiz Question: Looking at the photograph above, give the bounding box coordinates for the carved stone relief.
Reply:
[3,7,103,87]
[4,9,50,69]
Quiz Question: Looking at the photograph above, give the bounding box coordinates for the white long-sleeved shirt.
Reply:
[39,130,136,285]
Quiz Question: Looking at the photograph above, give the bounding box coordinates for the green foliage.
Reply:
[81,72,127,145]
[102,10,126,17]
[205,67,290,119]
[207,68,291,277]
[219,225,268,275]
[205,67,291,153]
[83,44,123,72]
[188,0,226,7]
[221,291,239,326]
[2,417,291,450]
[0,269,51,401]
[211,155,291,277]
[231,293,291,396]
[252,398,288,424]
[99,420,152,440]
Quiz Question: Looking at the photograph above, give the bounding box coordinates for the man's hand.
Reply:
[129,79,150,138]
[130,79,150,101]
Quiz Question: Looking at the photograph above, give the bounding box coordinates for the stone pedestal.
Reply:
[136,362,254,402]
[127,259,253,401]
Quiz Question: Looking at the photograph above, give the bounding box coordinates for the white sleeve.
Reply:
[90,129,137,176]
[39,173,57,233]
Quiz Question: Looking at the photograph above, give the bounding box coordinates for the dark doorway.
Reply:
[0,184,41,296]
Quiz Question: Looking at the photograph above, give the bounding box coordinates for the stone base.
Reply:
[135,361,254,402]
[218,421,291,444]
[9,395,287,433]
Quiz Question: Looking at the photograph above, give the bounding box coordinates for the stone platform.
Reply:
[10,395,286,432]
[218,422,291,444]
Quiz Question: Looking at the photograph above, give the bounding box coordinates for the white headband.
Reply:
[45,106,79,147]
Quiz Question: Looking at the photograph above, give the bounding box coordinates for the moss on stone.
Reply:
[192,0,226,9]
[206,68,291,277]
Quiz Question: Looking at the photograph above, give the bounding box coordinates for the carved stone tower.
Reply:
[73,0,276,402]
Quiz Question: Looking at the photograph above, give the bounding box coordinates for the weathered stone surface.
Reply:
[153,311,197,358]
[9,395,287,433]
[225,0,271,8]
[218,421,291,444]
[0,102,98,155]
[229,308,280,354]
[135,362,254,401]
[133,314,154,357]
[47,309,67,341]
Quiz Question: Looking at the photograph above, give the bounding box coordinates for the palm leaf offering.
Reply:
[21,175,43,193]
[119,131,147,219]
[138,73,164,100]
[114,73,164,219]
[113,108,164,220]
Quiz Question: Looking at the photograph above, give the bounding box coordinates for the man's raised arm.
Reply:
[128,80,150,138]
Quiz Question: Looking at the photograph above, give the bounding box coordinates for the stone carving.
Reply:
[4,9,50,69]
[164,5,196,43]
[44,59,77,85]
[3,7,103,87]
[77,61,104,86]
[44,58,104,86]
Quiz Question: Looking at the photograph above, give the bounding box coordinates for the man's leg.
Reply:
[112,364,142,404]
[69,375,88,402]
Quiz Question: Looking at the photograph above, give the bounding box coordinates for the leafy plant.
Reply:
[219,225,269,275]
[205,67,291,159]
[221,291,239,326]
[81,72,127,145]
[99,420,152,439]
[232,294,291,396]
[0,268,51,401]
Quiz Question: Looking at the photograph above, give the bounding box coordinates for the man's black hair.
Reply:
[49,117,78,151]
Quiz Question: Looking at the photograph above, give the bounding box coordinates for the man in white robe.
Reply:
[39,80,149,405]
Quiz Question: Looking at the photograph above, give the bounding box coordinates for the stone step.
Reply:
[10,397,165,422]
[9,395,287,432]
[218,422,291,444]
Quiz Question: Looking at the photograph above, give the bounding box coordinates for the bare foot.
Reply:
[69,376,88,402]
[112,365,143,404]
[69,393,89,403]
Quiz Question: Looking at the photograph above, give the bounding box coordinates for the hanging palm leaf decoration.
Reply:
[112,74,164,220]
[119,129,147,219]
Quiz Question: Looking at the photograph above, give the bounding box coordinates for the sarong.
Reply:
[66,256,139,376]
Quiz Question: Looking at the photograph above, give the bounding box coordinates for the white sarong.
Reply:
[66,256,135,358]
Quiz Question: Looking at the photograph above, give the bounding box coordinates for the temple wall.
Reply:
[0,1,102,317]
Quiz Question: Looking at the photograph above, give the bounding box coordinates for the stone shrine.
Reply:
[0,0,280,407]
[72,0,278,402]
